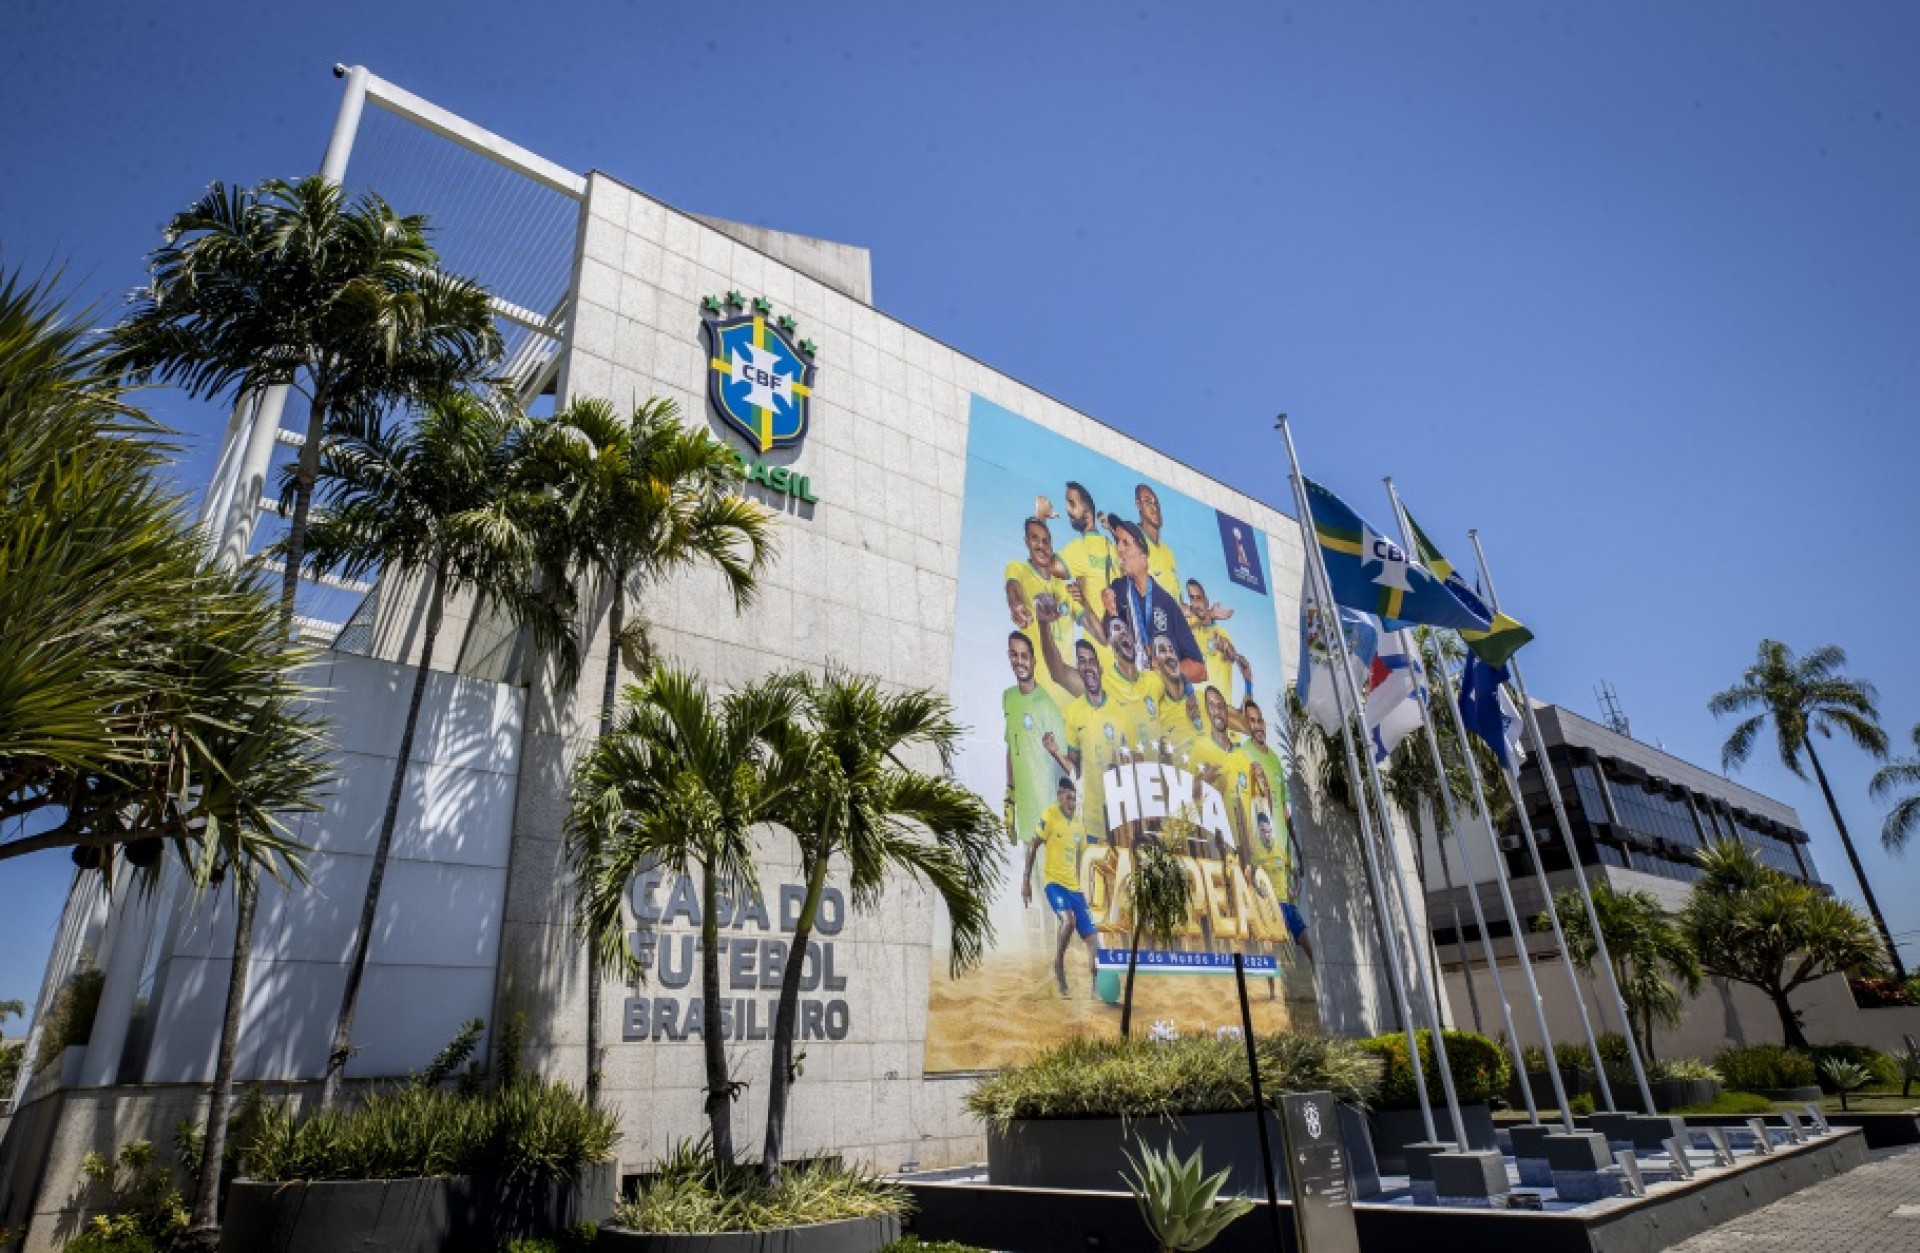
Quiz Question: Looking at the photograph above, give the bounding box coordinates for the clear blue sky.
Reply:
[5,2,1918,1010]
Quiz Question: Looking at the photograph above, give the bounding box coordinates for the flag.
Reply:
[1403,508,1534,667]
[1459,652,1524,768]
[1296,571,1373,736]
[1498,681,1529,768]
[1366,629,1428,763]
[1303,479,1492,633]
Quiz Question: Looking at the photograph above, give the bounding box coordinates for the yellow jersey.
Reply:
[1145,535,1179,598]
[1194,622,1240,706]
[1036,803,1084,892]
[1057,532,1117,613]
[1004,559,1074,698]
[1061,692,1131,840]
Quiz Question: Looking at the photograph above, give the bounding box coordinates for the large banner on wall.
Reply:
[926,396,1319,1073]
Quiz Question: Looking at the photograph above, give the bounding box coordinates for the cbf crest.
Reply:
[701,292,817,453]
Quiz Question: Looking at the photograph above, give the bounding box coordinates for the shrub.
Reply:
[240,1077,617,1186]
[1647,1057,1720,1082]
[615,1140,908,1234]
[32,967,105,1074]
[64,1139,189,1253]
[1569,1093,1595,1117]
[1359,1030,1512,1108]
[1847,976,1914,1008]
[963,1034,1381,1131]
[1808,1044,1899,1091]
[1713,1045,1817,1091]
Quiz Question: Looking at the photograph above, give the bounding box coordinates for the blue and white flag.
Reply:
[1296,571,1374,736]
[1366,630,1429,763]
[1459,652,1526,769]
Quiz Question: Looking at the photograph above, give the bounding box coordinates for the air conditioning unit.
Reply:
[1499,834,1523,851]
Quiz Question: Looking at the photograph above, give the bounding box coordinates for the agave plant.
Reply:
[1123,1141,1254,1253]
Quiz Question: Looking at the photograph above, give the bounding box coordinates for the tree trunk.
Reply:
[1769,987,1810,1049]
[1804,739,1906,979]
[584,579,625,1108]
[277,383,330,624]
[762,858,828,1183]
[1120,921,1143,1038]
[701,865,735,1166]
[179,868,257,1251]
[322,565,447,1106]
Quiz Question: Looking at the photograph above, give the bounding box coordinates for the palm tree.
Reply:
[110,175,501,620]
[1709,640,1900,976]
[1119,833,1193,1038]
[520,396,776,1102]
[759,673,1003,1182]
[566,666,809,1167]
[302,391,575,1105]
[1536,886,1700,1061]
[1680,840,1883,1047]
[0,269,321,877]
[1869,723,1920,854]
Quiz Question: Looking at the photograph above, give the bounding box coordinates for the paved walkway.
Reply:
[1671,1146,1920,1252]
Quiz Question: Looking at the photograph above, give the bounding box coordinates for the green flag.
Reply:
[1404,509,1534,667]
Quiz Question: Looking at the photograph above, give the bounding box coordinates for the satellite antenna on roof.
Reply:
[1596,681,1631,738]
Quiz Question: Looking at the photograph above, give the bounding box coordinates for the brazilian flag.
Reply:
[1303,479,1491,633]
[1403,509,1534,667]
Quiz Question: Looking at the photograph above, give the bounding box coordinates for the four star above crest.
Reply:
[699,294,815,356]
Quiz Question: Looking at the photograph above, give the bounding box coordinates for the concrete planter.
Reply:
[987,1106,1380,1199]
[598,1215,900,1253]
[1513,1066,1599,1109]
[1647,1078,1721,1111]
[1367,1102,1495,1173]
[221,1163,615,1253]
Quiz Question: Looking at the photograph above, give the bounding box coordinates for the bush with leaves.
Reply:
[32,967,105,1074]
[615,1139,907,1234]
[240,1078,616,1186]
[964,1034,1381,1132]
[1808,1043,1898,1091]
[1712,1045,1818,1091]
[1360,1029,1512,1108]
[64,1138,191,1253]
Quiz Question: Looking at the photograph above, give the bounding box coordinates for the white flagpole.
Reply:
[1383,481,1572,1131]
[1468,530,1658,1116]
[1279,416,1463,1147]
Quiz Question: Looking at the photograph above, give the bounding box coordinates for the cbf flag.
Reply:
[1367,630,1428,763]
[1297,572,1373,735]
[1459,652,1524,769]
[1303,479,1492,633]
[1403,509,1533,667]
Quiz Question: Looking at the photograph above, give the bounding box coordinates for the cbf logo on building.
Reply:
[702,291,816,453]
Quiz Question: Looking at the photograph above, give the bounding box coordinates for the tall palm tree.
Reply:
[109,175,501,619]
[1709,640,1899,977]
[302,391,576,1105]
[520,396,776,1102]
[759,673,1003,1182]
[1869,723,1920,854]
[566,666,810,1168]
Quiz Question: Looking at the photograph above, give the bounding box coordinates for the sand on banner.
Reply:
[924,944,1319,1074]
